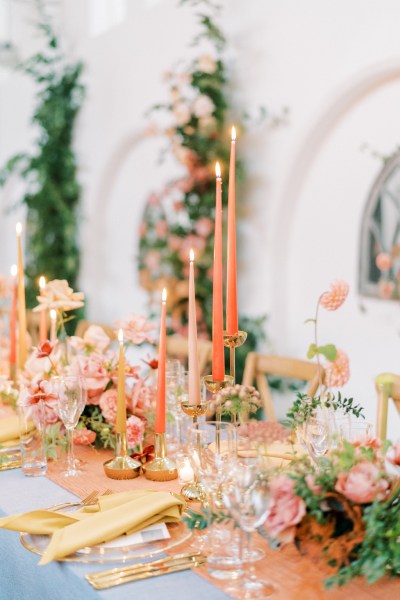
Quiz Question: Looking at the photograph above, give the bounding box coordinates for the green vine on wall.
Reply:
[0,9,85,325]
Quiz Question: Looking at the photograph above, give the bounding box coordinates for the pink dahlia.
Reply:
[324,350,350,388]
[319,280,349,311]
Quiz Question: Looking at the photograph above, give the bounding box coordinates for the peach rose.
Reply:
[76,354,109,398]
[74,428,96,445]
[116,314,155,345]
[99,389,119,425]
[263,475,306,543]
[33,279,84,313]
[335,461,389,504]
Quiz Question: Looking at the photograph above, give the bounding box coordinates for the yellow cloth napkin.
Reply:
[0,490,185,565]
[0,415,31,445]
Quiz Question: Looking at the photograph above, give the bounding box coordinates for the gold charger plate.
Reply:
[20,504,192,564]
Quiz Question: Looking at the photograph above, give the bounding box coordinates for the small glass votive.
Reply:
[176,455,195,485]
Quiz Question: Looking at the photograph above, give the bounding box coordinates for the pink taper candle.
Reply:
[226,126,238,335]
[16,223,27,369]
[155,288,167,433]
[212,162,225,381]
[116,329,127,434]
[188,249,201,405]
[50,309,57,344]
[9,265,17,375]
[38,276,47,343]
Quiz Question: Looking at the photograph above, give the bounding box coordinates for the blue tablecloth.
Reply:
[0,468,229,600]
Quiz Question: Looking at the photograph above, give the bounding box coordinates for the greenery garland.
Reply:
[0,8,84,326]
[138,0,265,380]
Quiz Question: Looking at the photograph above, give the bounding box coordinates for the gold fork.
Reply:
[50,490,100,511]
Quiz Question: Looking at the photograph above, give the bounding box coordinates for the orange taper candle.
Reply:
[226,126,238,335]
[9,265,17,376]
[188,249,201,405]
[155,288,167,433]
[212,162,225,381]
[116,329,127,434]
[38,276,47,343]
[16,223,27,369]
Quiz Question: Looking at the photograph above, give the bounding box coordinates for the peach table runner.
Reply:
[46,447,399,600]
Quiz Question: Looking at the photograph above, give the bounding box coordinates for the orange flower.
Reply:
[325,350,350,388]
[319,280,349,311]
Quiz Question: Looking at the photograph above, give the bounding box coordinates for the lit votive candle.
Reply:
[177,457,195,484]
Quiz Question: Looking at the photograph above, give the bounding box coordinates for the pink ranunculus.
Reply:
[195,217,214,238]
[74,428,96,445]
[375,252,392,271]
[99,389,119,425]
[126,415,145,449]
[319,280,349,311]
[155,220,168,238]
[76,354,109,395]
[305,474,323,495]
[116,314,155,345]
[263,475,306,543]
[335,461,389,503]
[324,350,350,388]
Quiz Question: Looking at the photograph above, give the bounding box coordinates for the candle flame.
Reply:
[231,126,236,141]
[50,309,57,321]
[162,288,167,302]
[215,162,221,178]
[189,248,194,262]
[16,222,22,235]
[10,264,17,278]
[118,328,124,343]
[39,276,46,290]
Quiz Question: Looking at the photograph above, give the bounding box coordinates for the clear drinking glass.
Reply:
[166,363,184,454]
[339,419,372,443]
[187,421,241,579]
[304,416,329,463]
[18,395,47,477]
[52,376,86,477]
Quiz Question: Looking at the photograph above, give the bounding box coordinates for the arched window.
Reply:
[359,151,400,300]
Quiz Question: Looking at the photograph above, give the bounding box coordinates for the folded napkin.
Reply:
[0,490,185,565]
[0,415,33,445]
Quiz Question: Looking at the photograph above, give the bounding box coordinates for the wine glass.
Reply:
[339,419,372,444]
[52,376,86,477]
[223,468,275,598]
[304,416,329,464]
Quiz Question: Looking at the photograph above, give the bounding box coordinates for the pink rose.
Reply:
[99,389,119,425]
[352,435,381,451]
[116,314,155,345]
[76,354,109,398]
[335,461,389,503]
[126,415,145,449]
[263,475,306,543]
[74,428,96,445]
[386,441,400,466]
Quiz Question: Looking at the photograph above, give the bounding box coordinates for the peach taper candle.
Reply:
[226,126,238,335]
[38,276,47,343]
[212,162,225,381]
[16,222,27,369]
[188,249,201,405]
[116,329,127,434]
[9,264,17,379]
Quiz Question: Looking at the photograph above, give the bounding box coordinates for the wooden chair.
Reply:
[375,373,400,440]
[166,335,212,375]
[75,320,116,340]
[242,352,324,421]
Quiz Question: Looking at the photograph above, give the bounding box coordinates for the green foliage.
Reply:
[286,392,365,428]
[79,406,116,450]
[183,507,234,530]
[0,9,85,325]
[45,422,67,460]
[307,343,337,361]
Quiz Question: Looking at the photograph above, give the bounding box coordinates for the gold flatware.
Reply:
[86,551,204,582]
[51,490,100,512]
[0,458,22,471]
[87,555,207,590]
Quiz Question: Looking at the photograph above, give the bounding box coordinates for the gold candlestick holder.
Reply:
[223,330,248,383]
[180,401,208,502]
[203,374,234,394]
[103,431,141,480]
[142,432,178,481]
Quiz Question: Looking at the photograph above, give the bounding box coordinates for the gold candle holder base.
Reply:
[142,432,177,481]
[103,432,141,480]
[223,330,248,348]
[203,374,234,394]
[181,480,206,502]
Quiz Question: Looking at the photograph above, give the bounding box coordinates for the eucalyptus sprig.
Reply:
[286,391,365,429]
[183,507,234,531]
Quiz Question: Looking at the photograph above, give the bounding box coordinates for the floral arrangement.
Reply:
[238,419,290,446]
[211,384,262,423]
[20,279,157,453]
[262,439,400,587]
[138,0,268,381]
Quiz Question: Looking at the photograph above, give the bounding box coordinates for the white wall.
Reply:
[1,0,400,438]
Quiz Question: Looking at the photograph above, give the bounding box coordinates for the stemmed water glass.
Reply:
[223,465,275,598]
[52,376,86,477]
[304,416,330,464]
[166,359,184,453]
